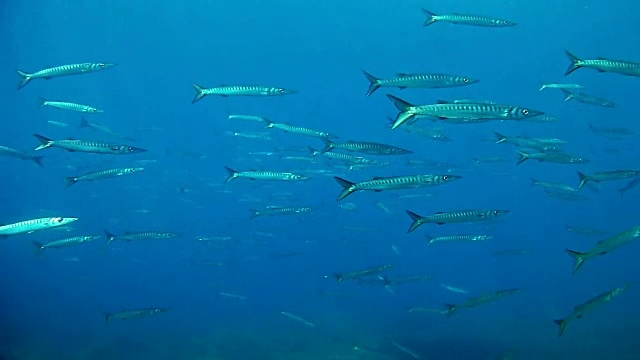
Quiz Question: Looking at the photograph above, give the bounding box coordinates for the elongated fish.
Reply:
[191,84,296,104]
[328,264,393,284]
[539,83,585,91]
[406,209,509,233]
[619,177,640,197]
[280,311,316,327]
[0,217,78,237]
[105,230,178,244]
[333,174,461,201]
[250,206,313,219]
[565,226,640,273]
[588,123,635,138]
[41,100,102,113]
[33,134,146,154]
[444,288,521,317]
[0,146,43,167]
[321,139,412,155]
[495,132,567,150]
[32,235,100,254]
[387,95,542,129]
[530,179,579,193]
[554,285,629,336]
[308,146,376,165]
[565,51,640,77]
[392,341,423,359]
[517,150,588,165]
[65,167,144,187]
[425,234,492,246]
[224,166,309,182]
[577,170,640,189]
[561,90,616,108]
[421,9,516,27]
[104,307,171,323]
[17,62,116,90]
[263,119,335,138]
[80,118,135,141]
[362,70,477,96]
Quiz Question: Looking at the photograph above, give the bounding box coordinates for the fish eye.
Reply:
[494,210,500,215]
[54,217,63,223]
[278,89,285,93]
[463,78,468,83]
[522,109,529,115]
[443,175,449,180]
[98,63,105,67]
[128,147,135,152]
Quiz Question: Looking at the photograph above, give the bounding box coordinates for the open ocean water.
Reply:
[2,0,640,359]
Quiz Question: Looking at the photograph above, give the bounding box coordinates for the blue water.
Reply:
[2,0,640,359]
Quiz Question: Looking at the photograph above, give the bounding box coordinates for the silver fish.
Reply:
[191,84,296,104]
[33,134,146,154]
[17,62,116,90]
[334,174,461,200]
[0,217,78,237]
[65,167,144,187]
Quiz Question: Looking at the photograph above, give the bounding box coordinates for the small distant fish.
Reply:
[517,150,589,165]
[565,51,640,77]
[249,206,313,219]
[224,166,309,182]
[105,230,178,244]
[530,179,579,193]
[80,117,135,141]
[33,134,146,155]
[561,89,616,108]
[308,146,377,165]
[47,120,70,127]
[362,70,477,96]
[577,170,640,189]
[0,146,44,167]
[191,84,296,104]
[280,311,316,327]
[333,174,461,200]
[0,217,78,237]
[405,209,509,233]
[441,284,469,294]
[322,139,412,156]
[227,114,268,122]
[41,100,102,113]
[392,341,423,359]
[588,123,635,138]
[539,83,585,91]
[103,307,170,323]
[554,284,629,336]
[472,157,510,165]
[619,177,640,197]
[17,62,116,90]
[565,225,607,236]
[218,292,247,300]
[32,235,100,254]
[263,119,335,138]
[425,234,492,246]
[65,167,144,187]
[226,131,272,140]
[328,264,393,284]
[444,288,522,317]
[565,226,640,273]
[421,8,516,27]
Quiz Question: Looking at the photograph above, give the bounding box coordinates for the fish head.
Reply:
[514,107,544,119]
[440,174,462,182]
[119,145,147,154]
[492,210,510,217]
[493,19,517,27]
[273,88,297,95]
[98,63,118,70]
[48,217,79,227]
[459,76,480,85]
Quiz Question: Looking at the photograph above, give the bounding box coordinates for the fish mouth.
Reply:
[281,89,298,95]
[103,63,118,69]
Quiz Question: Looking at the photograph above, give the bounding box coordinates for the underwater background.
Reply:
[2,0,640,359]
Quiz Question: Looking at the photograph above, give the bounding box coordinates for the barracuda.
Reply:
[334,174,461,201]
[421,8,516,27]
[104,307,171,323]
[0,217,78,237]
[224,166,309,182]
[387,95,543,129]
[17,62,116,90]
[362,70,478,96]
[249,206,313,219]
[65,167,144,187]
[105,230,178,244]
[0,146,43,167]
[42,100,102,113]
[554,285,629,336]
[565,226,640,273]
[577,170,640,189]
[191,84,297,103]
[565,51,640,77]
[308,146,376,164]
[33,134,146,154]
[444,289,521,317]
[263,119,335,138]
[561,90,616,107]
[425,234,493,246]
[517,150,589,165]
[405,209,510,233]
[328,264,393,284]
[32,235,100,254]
[321,139,412,155]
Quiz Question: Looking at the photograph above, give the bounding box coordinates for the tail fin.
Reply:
[516,151,529,165]
[564,50,582,76]
[79,117,90,128]
[320,138,334,154]
[334,273,344,284]
[362,70,380,96]
[405,210,425,233]
[421,9,438,27]
[619,187,627,197]
[31,156,44,167]
[103,313,112,324]
[561,89,574,102]
[530,178,539,187]
[565,249,588,273]
[249,209,260,219]
[425,234,435,246]
[444,304,457,318]
[104,230,116,244]
[33,134,53,151]
[494,132,507,144]
[386,94,414,112]
[224,166,239,182]
[32,241,45,255]
[553,318,569,337]
[334,177,357,201]
[17,70,33,90]
[191,84,207,104]
[577,172,588,189]
[539,84,547,91]
[65,177,78,188]
[262,118,274,128]
[307,146,319,157]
